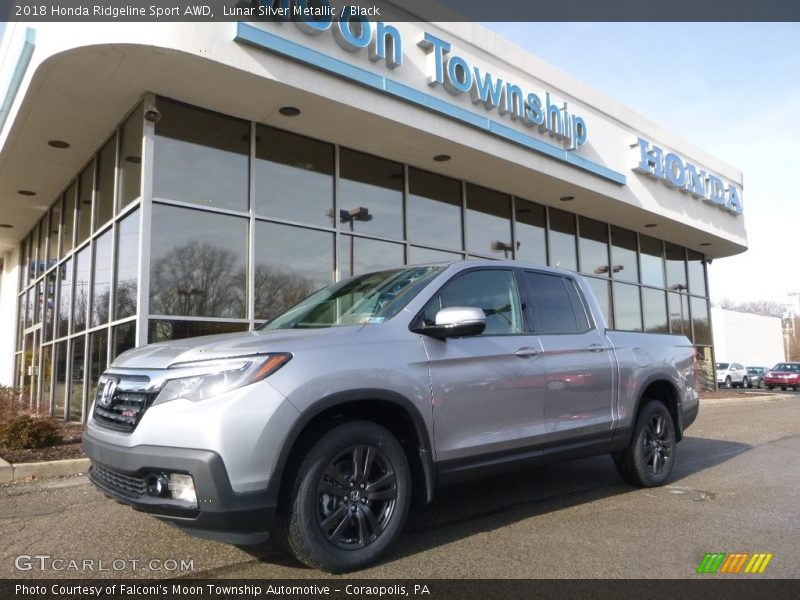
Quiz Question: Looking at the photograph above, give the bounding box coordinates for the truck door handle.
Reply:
[587,344,605,353]
[515,347,539,358]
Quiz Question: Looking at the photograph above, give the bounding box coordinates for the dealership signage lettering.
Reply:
[633,138,743,216]
[267,0,588,150]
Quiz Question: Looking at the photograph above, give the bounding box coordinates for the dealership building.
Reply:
[0,16,747,422]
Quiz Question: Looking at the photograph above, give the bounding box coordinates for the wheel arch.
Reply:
[634,377,685,442]
[267,389,435,512]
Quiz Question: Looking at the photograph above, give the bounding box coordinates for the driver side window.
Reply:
[422,269,523,335]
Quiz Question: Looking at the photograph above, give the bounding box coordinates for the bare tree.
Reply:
[150,241,245,318]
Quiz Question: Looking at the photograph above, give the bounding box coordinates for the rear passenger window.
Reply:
[421,269,523,335]
[522,272,591,334]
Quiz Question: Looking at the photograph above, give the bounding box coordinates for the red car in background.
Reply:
[764,362,800,391]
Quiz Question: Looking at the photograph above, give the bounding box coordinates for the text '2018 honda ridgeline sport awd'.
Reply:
[83,260,699,572]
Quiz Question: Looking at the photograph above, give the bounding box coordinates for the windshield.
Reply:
[747,367,764,374]
[716,363,729,370]
[261,266,444,330]
[772,363,800,372]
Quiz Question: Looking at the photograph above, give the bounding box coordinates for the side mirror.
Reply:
[412,306,486,340]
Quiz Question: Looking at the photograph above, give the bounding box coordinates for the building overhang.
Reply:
[0,21,748,258]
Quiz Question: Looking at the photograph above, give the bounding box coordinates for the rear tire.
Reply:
[614,400,676,487]
[741,377,749,389]
[278,421,411,573]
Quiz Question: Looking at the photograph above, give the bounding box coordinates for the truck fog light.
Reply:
[147,474,170,497]
[167,473,197,505]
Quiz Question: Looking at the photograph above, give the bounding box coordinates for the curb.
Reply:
[700,393,790,406]
[0,457,90,482]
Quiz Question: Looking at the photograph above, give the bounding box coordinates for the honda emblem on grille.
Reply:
[98,378,118,408]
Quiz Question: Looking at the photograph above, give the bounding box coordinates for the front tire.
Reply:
[614,400,676,487]
[724,376,732,389]
[280,421,411,573]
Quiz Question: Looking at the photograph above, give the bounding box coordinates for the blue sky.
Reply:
[486,23,800,310]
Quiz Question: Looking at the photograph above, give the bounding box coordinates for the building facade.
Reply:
[0,17,747,421]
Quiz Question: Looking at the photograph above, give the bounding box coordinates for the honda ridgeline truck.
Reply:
[83,260,699,572]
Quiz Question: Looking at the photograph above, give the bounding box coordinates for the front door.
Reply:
[420,268,546,464]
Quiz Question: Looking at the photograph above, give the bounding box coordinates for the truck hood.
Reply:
[110,326,363,370]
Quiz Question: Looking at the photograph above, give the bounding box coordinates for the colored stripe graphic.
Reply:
[697,552,726,573]
[744,553,773,574]
[697,552,773,574]
[719,553,748,573]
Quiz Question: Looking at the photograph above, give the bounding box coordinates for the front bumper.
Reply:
[83,431,276,545]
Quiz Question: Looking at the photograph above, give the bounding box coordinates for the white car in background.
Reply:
[716,362,748,389]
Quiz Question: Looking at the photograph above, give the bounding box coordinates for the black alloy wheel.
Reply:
[279,421,411,573]
[614,400,676,487]
[317,445,398,550]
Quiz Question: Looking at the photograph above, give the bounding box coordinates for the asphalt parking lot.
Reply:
[1,393,798,579]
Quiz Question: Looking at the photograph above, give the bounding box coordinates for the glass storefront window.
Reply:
[465,184,511,257]
[408,246,462,264]
[691,296,711,345]
[62,182,76,256]
[118,106,143,211]
[148,320,248,343]
[642,287,668,333]
[665,242,687,290]
[54,341,67,419]
[43,271,57,342]
[695,346,714,390]
[253,221,333,321]
[255,125,334,227]
[687,250,707,297]
[95,136,116,230]
[28,226,38,282]
[584,276,612,328]
[72,246,90,333]
[88,329,108,402]
[56,259,72,338]
[21,234,31,288]
[578,217,609,276]
[610,226,638,283]
[613,282,642,331]
[514,198,546,265]
[154,98,249,211]
[48,198,61,264]
[668,291,690,338]
[150,204,248,318]
[91,229,112,327]
[338,235,404,278]
[115,210,139,319]
[407,168,462,251]
[640,235,665,288]
[69,335,85,422]
[37,217,47,279]
[112,321,137,360]
[339,148,404,240]
[548,208,577,271]
[77,161,94,246]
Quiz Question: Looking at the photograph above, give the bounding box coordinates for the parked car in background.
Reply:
[745,367,768,389]
[764,362,800,391]
[716,362,748,389]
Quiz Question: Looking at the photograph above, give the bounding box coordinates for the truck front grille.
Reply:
[93,382,158,432]
[90,463,148,499]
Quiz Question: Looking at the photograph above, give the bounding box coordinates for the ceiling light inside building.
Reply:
[279,106,301,117]
[48,140,70,149]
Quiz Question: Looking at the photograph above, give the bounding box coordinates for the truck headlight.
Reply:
[155,354,291,404]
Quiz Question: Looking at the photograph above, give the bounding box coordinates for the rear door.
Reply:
[518,270,616,444]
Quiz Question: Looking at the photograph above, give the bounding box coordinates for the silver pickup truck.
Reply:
[83,260,698,572]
